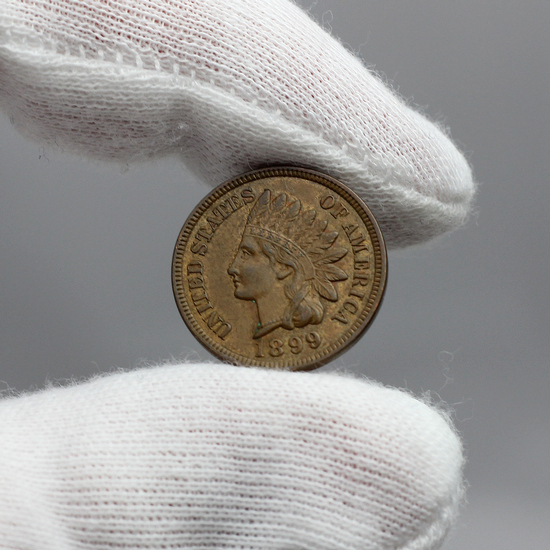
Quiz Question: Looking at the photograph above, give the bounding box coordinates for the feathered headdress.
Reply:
[244,189,348,301]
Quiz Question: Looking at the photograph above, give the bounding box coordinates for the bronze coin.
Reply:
[172,167,387,371]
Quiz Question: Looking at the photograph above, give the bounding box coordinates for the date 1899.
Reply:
[255,332,322,358]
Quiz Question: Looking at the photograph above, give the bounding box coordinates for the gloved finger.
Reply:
[0,0,474,247]
[0,364,463,550]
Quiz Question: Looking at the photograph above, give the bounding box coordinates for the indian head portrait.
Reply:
[173,169,385,369]
[228,189,349,339]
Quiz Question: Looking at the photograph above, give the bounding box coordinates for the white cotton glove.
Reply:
[0,364,463,550]
[0,2,470,548]
[0,0,474,247]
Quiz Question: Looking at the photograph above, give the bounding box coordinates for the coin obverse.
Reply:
[172,167,387,371]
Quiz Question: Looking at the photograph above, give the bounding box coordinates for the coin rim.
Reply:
[172,167,387,371]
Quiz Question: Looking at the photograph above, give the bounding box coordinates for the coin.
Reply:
[172,167,387,371]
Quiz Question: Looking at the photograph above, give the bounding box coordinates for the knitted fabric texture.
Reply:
[0,0,475,247]
[0,364,464,550]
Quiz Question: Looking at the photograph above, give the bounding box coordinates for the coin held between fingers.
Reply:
[172,167,387,370]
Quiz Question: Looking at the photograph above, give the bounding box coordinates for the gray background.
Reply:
[1,0,548,547]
